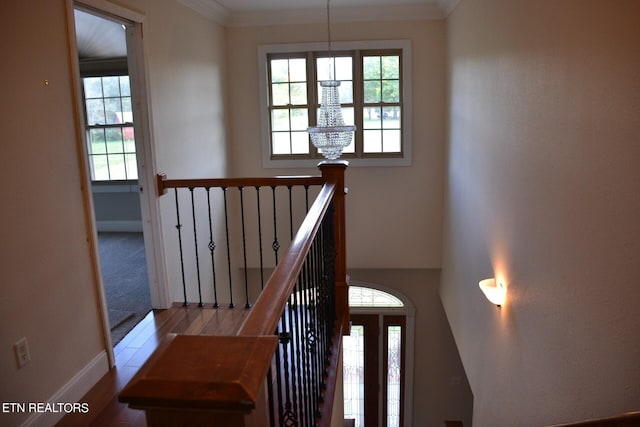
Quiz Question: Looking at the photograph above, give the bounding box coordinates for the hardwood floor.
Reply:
[56,304,252,427]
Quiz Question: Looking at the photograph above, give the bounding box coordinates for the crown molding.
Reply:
[436,0,462,16]
[228,4,443,27]
[177,1,446,27]
[176,0,229,25]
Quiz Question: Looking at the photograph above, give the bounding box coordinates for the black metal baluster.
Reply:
[286,294,299,424]
[267,367,276,427]
[255,186,265,290]
[239,187,251,309]
[304,185,310,213]
[271,186,280,265]
[222,187,235,308]
[205,188,220,308]
[280,323,297,427]
[300,258,313,427]
[174,188,188,307]
[288,185,294,240]
[273,321,285,426]
[309,237,321,419]
[189,188,204,307]
[292,281,305,425]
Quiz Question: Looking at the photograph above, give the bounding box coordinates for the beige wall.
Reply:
[0,1,105,426]
[0,0,228,425]
[226,20,446,269]
[442,0,640,425]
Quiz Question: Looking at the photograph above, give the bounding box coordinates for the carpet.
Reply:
[98,232,152,345]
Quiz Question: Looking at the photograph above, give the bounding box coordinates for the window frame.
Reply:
[80,71,138,183]
[258,40,412,168]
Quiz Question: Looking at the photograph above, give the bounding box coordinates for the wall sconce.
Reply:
[479,278,506,307]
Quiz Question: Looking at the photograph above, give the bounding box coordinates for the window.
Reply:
[259,41,412,168]
[82,75,137,181]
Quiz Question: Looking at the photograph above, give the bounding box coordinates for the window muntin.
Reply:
[265,45,406,163]
[82,75,137,181]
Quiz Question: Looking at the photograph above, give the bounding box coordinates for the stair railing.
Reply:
[119,161,349,427]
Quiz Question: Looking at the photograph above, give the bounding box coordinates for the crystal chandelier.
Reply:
[307,0,356,160]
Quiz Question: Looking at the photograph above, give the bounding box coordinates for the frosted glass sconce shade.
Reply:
[479,278,506,307]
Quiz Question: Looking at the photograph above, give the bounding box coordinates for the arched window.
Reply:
[343,284,414,427]
[348,285,404,308]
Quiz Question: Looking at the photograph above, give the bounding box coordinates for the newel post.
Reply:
[319,160,350,334]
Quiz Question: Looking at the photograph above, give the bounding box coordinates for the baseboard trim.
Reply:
[22,351,109,427]
[96,220,143,232]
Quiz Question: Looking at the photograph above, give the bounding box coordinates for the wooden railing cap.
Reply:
[119,335,277,412]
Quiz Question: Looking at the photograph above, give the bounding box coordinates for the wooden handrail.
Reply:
[546,411,640,427]
[156,173,325,197]
[239,181,336,336]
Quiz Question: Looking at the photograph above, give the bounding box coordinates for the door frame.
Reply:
[66,0,169,366]
[348,282,415,427]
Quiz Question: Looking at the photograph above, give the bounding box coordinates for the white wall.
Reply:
[441,0,640,425]
[0,2,106,426]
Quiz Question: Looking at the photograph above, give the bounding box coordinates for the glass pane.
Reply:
[90,155,109,181]
[119,76,131,96]
[382,80,400,103]
[289,82,307,105]
[83,77,103,98]
[364,130,381,152]
[363,56,380,79]
[125,153,138,180]
[349,286,404,307]
[382,56,400,79]
[387,326,402,427]
[316,57,332,81]
[363,81,381,103]
[339,81,353,104]
[272,110,290,131]
[383,130,402,153]
[382,108,400,129]
[102,76,121,97]
[108,154,126,180]
[272,132,291,154]
[290,108,308,131]
[104,98,122,124]
[271,59,289,83]
[104,128,123,152]
[272,83,290,106]
[289,58,307,82]
[341,107,354,126]
[364,108,382,129]
[343,325,364,427]
[335,56,353,80]
[86,99,105,125]
[342,138,355,153]
[88,129,106,154]
[123,127,136,151]
[291,132,310,154]
[121,96,132,115]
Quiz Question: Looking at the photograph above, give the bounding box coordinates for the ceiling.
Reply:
[74,0,460,60]
[75,9,127,60]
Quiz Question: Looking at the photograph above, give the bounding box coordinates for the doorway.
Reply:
[72,4,162,348]
[343,284,414,427]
